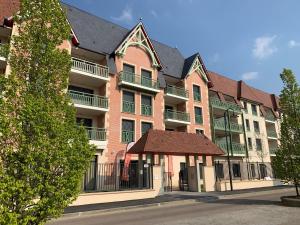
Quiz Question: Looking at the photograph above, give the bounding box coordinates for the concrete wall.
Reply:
[216,179,283,191]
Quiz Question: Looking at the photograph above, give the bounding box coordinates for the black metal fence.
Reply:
[82,161,153,192]
[214,160,275,181]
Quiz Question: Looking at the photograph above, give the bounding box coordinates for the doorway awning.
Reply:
[127,129,224,156]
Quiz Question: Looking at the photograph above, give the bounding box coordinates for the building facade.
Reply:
[0,1,282,205]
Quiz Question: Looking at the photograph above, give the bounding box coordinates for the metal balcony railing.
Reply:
[165,85,189,98]
[193,92,201,102]
[119,71,159,90]
[216,141,246,155]
[68,90,108,109]
[85,127,106,141]
[71,57,109,78]
[122,130,134,143]
[122,100,135,114]
[210,97,241,112]
[141,104,152,116]
[214,119,243,133]
[195,115,203,124]
[164,109,190,122]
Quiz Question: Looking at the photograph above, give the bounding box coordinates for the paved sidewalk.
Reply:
[64,185,292,216]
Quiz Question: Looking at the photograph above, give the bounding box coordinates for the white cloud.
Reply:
[241,72,259,81]
[252,35,277,59]
[288,40,300,48]
[112,6,133,24]
[150,10,158,18]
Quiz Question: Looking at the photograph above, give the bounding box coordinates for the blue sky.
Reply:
[63,0,300,95]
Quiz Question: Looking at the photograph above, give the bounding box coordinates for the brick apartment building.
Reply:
[0,1,282,205]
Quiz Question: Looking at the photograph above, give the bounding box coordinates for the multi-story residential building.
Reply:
[0,1,282,205]
[208,71,281,190]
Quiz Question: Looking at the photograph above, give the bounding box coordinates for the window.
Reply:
[196,129,204,135]
[250,164,256,178]
[141,122,152,136]
[248,138,252,150]
[141,95,152,116]
[256,138,262,151]
[245,119,250,131]
[259,164,267,178]
[194,107,203,124]
[244,101,248,113]
[123,91,135,113]
[251,104,257,116]
[193,85,201,101]
[232,163,241,177]
[122,119,135,143]
[215,163,224,179]
[123,64,135,74]
[253,121,260,133]
[141,69,152,87]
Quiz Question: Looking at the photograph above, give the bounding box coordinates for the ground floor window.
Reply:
[259,164,267,178]
[215,163,224,179]
[250,163,256,178]
[232,163,241,178]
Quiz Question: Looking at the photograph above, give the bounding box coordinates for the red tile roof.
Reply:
[128,129,224,156]
[0,0,19,25]
[207,71,279,111]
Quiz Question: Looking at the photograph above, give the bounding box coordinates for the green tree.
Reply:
[272,69,300,197]
[0,0,95,224]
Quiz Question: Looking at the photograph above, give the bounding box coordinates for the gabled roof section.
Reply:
[128,129,224,156]
[182,53,209,82]
[115,22,162,68]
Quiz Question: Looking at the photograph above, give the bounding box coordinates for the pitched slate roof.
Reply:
[128,129,224,156]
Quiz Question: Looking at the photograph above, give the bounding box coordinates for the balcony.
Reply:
[210,98,241,113]
[216,141,246,156]
[267,130,278,139]
[86,127,107,149]
[164,85,189,104]
[214,120,243,133]
[122,100,135,114]
[164,109,190,126]
[195,115,203,124]
[70,58,109,87]
[118,71,160,93]
[122,130,134,143]
[69,90,108,115]
[141,104,152,116]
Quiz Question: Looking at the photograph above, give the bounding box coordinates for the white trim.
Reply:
[187,57,208,82]
[73,104,109,112]
[164,118,191,125]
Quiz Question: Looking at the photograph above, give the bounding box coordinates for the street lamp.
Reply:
[224,107,237,191]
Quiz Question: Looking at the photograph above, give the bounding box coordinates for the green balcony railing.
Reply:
[195,115,203,124]
[210,97,241,112]
[141,104,152,116]
[71,58,109,78]
[164,109,190,122]
[0,43,8,58]
[165,85,189,98]
[119,71,159,90]
[216,141,246,155]
[68,90,108,109]
[122,100,135,113]
[265,113,276,121]
[194,92,201,102]
[85,127,106,141]
[122,130,134,143]
[267,130,277,138]
[214,119,243,133]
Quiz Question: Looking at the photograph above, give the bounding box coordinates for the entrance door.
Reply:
[179,163,188,191]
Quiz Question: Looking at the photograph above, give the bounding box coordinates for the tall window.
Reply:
[253,121,260,133]
[141,69,152,87]
[141,122,152,136]
[259,164,267,178]
[251,104,257,116]
[123,64,135,83]
[123,64,135,73]
[141,95,152,116]
[245,119,250,131]
[123,91,135,113]
[250,164,256,178]
[256,138,262,151]
[215,163,224,179]
[244,101,248,113]
[232,163,241,177]
[122,119,135,143]
[193,85,201,101]
[248,138,252,150]
[194,107,203,124]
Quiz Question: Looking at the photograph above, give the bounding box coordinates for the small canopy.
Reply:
[128,129,224,156]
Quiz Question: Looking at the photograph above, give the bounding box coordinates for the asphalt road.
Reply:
[49,189,299,225]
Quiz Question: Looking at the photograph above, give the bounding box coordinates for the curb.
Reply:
[61,199,199,219]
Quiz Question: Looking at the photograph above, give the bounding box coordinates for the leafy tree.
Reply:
[0,0,95,224]
[272,69,300,197]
